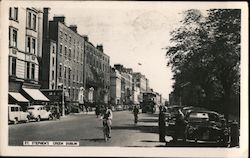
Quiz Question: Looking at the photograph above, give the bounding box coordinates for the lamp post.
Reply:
[62,59,70,116]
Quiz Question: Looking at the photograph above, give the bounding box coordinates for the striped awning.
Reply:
[22,88,50,101]
[9,92,29,102]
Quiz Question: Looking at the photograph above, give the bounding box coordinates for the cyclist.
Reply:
[100,105,113,139]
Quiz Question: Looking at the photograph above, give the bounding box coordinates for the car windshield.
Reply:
[28,107,35,110]
[168,107,181,114]
[188,112,209,122]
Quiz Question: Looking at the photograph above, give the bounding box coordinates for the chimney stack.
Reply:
[53,16,65,24]
[82,35,89,42]
[96,44,103,52]
[69,25,77,33]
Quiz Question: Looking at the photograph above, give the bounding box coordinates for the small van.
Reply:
[8,104,30,124]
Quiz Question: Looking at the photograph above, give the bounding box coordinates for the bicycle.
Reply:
[102,119,111,142]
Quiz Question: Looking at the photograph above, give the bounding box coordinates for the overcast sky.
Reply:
[34,1,232,100]
[46,2,192,100]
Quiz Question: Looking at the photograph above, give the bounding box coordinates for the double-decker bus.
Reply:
[141,92,157,113]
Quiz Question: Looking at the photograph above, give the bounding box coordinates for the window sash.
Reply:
[26,62,30,79]
[31,63,35,79]
[28,12,32,28]
[11,57,16,76]
[32,38,36,54]
[12,29,17,47]
[14,8,18,20]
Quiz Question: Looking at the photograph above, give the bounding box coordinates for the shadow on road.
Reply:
[141,140,160,143]
[164,140,229,147]
[138,119,158,123]
[80,138,105,142]
[112,124,158,134]
[142,113,159,117]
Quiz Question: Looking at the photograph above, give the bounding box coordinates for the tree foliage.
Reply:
[166,9,240,119]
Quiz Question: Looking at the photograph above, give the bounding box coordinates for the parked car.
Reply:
[115,105,123,111]
[183,110,230,146]
[182,106,207,119]
[27,105,53,122]
[8,104,30,124]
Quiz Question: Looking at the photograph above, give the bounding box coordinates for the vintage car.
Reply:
[184,110,230,146]
[8,104,30,124]
[115,105,123,111]
[182,106,207,117]
[27,105,53,122]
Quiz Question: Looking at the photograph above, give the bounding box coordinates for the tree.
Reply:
[166,9,240,120]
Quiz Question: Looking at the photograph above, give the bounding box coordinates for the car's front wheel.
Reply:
[14,118,18,124]
[26,115,30,123]
[36,115,41,122]
[48,114,53,120]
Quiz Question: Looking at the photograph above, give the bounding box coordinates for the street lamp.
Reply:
[62,59,70,116]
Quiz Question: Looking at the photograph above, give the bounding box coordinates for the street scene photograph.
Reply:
[2,1,248,157]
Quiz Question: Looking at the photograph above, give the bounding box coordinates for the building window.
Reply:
[32,38,36,54]
[11,29,17,48]
[9,28,18,47]
[9,7,18,21]
[68,68,71,80]
[32,14,36,30]
[27,11,37,30]
[64,66,67,79]
[60,31,63,39]
[52,45,55,54]
[28,12,32,28]
[9,8,11,19]
[80,53,82,63]
[65,33,67,41]
[69,49,71,59]
[26,62,30,79]
[52,70,54,80]
[59,44,62,54]
[10,57,16,76]
[31,63,35,80]
[52,57,55,67]
[64,46,67,57]
[59,64,62,77]
[27,37,31,52]
[26,36,36,54]
[76,70,78,82]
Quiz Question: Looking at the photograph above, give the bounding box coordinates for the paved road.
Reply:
[9,110,168,147]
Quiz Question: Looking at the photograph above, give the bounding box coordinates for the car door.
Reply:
[19,107,26,121]
[41,107,47,119]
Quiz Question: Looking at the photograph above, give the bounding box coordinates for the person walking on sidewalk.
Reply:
[95,105,100,118]
[133,105,139,124]
[158,105,167,142]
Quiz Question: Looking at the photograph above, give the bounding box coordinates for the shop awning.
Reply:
[9,92,29,102]
[22,88,50,101]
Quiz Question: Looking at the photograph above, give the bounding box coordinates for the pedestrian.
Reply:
[158,106,166,142]
[173,109,185,142]
[95,105,100,118]
[133,105,139,124]
[85,104,89,114]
